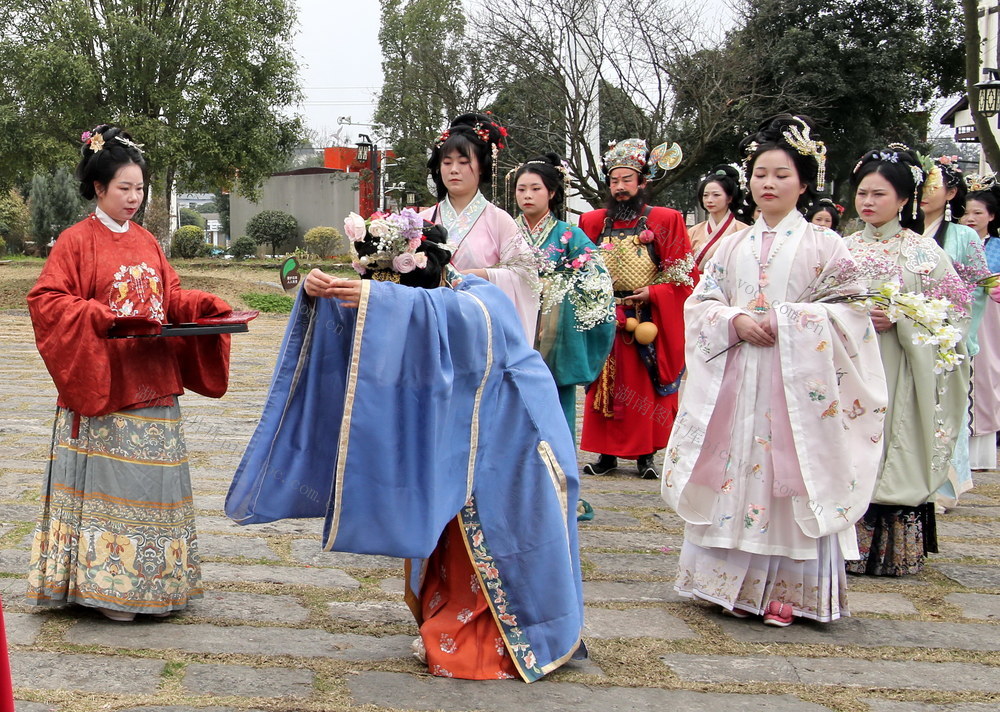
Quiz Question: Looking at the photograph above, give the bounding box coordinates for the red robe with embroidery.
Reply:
[0,600,11,712]
[578,206,692,457]
[27,215,231,417]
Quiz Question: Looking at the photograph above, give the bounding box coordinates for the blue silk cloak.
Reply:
[225,276,583,681]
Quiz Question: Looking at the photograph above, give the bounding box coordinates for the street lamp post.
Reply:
[355,133,379,215]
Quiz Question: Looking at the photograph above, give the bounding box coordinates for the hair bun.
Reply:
[739,114,820,154]
[543,152,563,168]
[421,221,448,245]
[709,164,740,181]
[449,112,507,147]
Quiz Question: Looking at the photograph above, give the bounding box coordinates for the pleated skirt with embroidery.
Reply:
[674,535,849,622]
[26,404,202,614]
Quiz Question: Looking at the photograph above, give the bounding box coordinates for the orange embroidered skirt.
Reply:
[419,519,518,680]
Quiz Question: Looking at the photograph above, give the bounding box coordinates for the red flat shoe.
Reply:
[763,600,794,627]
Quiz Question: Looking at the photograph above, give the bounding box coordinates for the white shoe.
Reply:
[98,607,136,622]
[411,636,427,663]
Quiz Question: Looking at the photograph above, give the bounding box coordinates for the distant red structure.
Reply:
[323,146,395,218]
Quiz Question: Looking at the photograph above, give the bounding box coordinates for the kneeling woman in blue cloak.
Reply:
[226,213,584,681]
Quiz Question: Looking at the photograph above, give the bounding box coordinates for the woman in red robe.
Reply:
[0,600,12,710]
[25,125,231,622]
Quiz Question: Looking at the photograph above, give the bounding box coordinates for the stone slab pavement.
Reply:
[1,312,999,712]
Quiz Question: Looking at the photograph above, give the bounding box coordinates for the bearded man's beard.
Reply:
[605,188,647,222]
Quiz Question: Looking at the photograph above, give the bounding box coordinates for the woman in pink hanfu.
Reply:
[662,115,887,628]
[421,113,539,339]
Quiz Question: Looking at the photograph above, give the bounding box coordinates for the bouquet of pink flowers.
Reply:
[344,208,428,275]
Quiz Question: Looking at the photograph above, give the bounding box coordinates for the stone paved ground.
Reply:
[1,311,998,712]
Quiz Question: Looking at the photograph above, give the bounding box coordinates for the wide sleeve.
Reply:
[662,236,747,511]
[877,249,970,505]
[649,209,696,387]
[161,251,233,399]
[946,224,988,355]
[771,236,888,537]
[26,226,117,415]
[482,206,540,339]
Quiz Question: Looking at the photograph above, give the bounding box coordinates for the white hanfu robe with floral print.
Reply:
[662,211,887,620]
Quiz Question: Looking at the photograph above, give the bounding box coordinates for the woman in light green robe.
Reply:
[844,148,970,576]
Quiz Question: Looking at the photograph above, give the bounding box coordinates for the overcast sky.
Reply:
[291,0,383,147]
[286,0,751,149]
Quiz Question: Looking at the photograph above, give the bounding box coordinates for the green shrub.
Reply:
[304,226,344,258]
[180,207,206,228]
[247,209,297,255]
[228,235,258,260]
[171,225,208,258]
[241,292,294,313]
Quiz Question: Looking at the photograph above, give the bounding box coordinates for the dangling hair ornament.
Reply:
[491,142,500,203]
[504,165,518,211]
[929,156,963,217]
[781,119,827,191]
[909,165,924,220]
[728,163,746,191]
[740,141,759,190]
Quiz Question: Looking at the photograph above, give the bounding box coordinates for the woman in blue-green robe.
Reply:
[922,157,988,508]
[513,154,615,433]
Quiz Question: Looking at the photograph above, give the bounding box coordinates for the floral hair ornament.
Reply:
[433,129,451,148]
[82,125,106,153]
[817,197,845,216]
[966,173,997,192]
[781,118,827,191]
[933,155,963,188]
[344,208,440,278]
[472,123,491,144]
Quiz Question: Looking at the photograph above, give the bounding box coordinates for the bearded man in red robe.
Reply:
[578,138,694,479]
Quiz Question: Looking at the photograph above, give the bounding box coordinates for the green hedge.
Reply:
[241,292,294,313]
